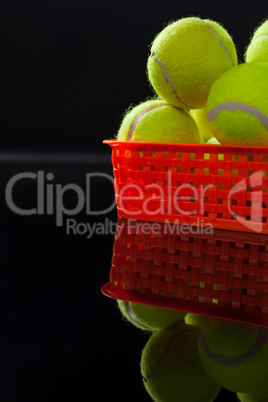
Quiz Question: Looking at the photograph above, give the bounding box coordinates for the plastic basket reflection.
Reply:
[102,218,268,327]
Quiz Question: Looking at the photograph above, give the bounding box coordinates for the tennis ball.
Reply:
[238,386,268,402]
[190,108,214,143]
[116,99,200,143]
[203,137,224,161]
[140,323,221,402]
[117,300,186,331]
[185,312,204,327]
[245,20,268,63]
[207,62,268,145]
[147,17,237,109]
[206,136,221,144]
[197,315,268,392]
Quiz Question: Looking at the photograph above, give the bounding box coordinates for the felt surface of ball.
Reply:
[116,99,200,143]
[147,17,237,109]
[197,315,268,393]
[140,323,221,402]
[185,313,204,327]
[117,300,186,331]
[206,136,221,144]
[190,108,214,142]
[237,386,268,402]
[245,20,268,63]
[207,62,268,145]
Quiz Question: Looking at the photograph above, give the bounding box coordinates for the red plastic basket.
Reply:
[102,217,268,327]
[104,140,268,234]
[102,140,268,326]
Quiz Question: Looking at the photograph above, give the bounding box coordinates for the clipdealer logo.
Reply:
[4,169,265,236]
[5,171,117,235]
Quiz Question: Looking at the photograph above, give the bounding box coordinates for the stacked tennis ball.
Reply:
[115,16,233,402]
[116,17,268,147]
[117,300,222,402]
[207,19,268,146]
[114,17,268,402]
[116,16,238,144]
[185,314,268,402]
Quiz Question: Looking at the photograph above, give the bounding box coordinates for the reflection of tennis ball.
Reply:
[197,316,268,392]
[185,313,204,327]
[116,99,200,143]
[141,323,221,402]
[117,300,186,331]
[207,62,268,145]
[245,20,268,63]
[238,385,268,402]
[147,17,237,109]
[190,108,214,142]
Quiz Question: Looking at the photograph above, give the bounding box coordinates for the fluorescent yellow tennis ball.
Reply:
[147,17,237,109]
[140,323,221,402]
[116,99,200,143]
[117,300,186,331]
[203,137,223,162]
[190,108,214,142]
[207,62,268,145]
[245,20,268,63]
[206,136,221,144]
[197,315,268,393]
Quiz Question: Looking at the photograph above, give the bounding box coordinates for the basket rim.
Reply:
[101,283,268,328]
[103,139,268,154]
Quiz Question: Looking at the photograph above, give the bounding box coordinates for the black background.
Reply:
[0,1,268,401]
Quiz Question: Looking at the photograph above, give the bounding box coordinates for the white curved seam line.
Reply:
[124,301,152,329]
[253,34,268,43]
[207,101,268,130]
[127,103,166,141]
[143,327,220,402]
[143,328,200,382]
[143,331,180,382]
[150,52,193,109]
[202,20,234,66]
[199,327,268,366]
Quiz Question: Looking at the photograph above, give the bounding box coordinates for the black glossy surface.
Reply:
[0,154,237,401]
[1,1,267,400]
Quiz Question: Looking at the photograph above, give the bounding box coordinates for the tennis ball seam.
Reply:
[142,327,199,382]
[252,34,268,43]
[127,102,167,140]
[150,52,192,109]
[143,332,177,383]
[143,325,221,402]
[150,18,235,109]
[124,301,153,330]
[199,327,268,366]
[202,20,234,66]
[208,101,268,130]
